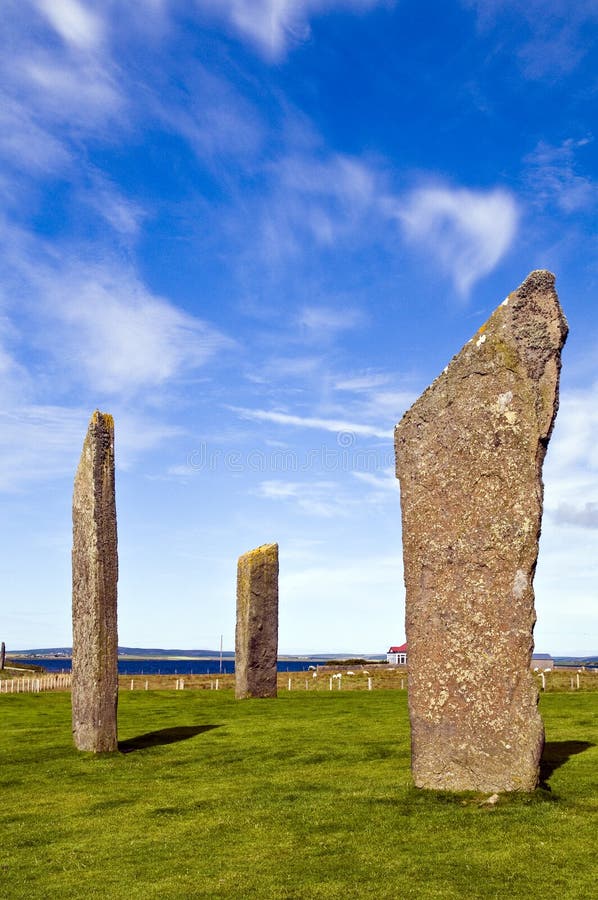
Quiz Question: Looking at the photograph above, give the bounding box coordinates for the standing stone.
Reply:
[0,641,5,670]
[72,411,118,752]
[395,271,567,792]
[235,543,279,699]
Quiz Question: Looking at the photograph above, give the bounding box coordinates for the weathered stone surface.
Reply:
[235,543,279,699]
[72,411,118,752]
[395,271,567,792]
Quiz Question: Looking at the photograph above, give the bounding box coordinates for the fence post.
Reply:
[368,677,372,691]
[288,678,292,691]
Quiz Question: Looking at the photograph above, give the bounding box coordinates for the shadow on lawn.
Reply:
[119,724,222,753]
[540,740,594,786]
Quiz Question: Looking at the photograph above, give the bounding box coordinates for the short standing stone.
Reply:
[235,543,279,699]
[72,411,119,752]
[395,271,568,792]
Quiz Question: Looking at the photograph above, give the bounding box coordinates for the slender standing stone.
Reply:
[0,641,5,670]
[235,543,279,699]
[395,271,567,792]
[72,411,118,752]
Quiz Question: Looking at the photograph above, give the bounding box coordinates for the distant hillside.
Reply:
[10,646,235,659]
[554,656,598,668]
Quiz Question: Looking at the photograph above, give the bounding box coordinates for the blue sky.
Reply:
[1,0,597,655]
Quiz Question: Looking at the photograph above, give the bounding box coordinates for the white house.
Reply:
[531,653,554,670]
[387,643,407,665]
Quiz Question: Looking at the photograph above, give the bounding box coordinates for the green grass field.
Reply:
[1,690,596,899]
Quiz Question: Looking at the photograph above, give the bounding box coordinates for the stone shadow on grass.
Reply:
[540,740,594,787]
[119,724,222,753]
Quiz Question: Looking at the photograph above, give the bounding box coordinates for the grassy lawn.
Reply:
[1,690,596,899]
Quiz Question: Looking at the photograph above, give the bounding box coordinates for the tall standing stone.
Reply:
[0,641,5,670]
[395,271,567,792]
[235,543,279,699]
[72,411,118,752]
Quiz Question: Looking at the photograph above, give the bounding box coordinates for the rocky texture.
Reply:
[395,271,568,792]
[72,411,119,752]
[235,543,279,699]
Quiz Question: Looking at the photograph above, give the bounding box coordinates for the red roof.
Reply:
[388,643,407,653]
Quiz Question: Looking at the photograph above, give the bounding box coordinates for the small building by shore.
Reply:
[387,643,407,665]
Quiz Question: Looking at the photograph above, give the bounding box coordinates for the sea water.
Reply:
[10,657,334,675]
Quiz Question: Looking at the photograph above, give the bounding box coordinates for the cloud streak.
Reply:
[232,407,393,439]
[199,0,389,60]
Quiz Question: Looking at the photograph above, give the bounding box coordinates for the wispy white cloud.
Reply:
[554,502,598,529]
[0,95,71,180]
[155,65,264,167]
[199,0,389,60]
[82,172,147,237]
[361,389,414,422]
[463,1,598,80]
[21,55,123,130]
[244,355,323,385]
[334,373,391,391]
[35,0,105,51]
[259,152,379,259]
[524,138,597,214]
[256,478,342,516]
[0,215,234,397]
[230,132,519,295]
[352,468,399,506]
[256,464,397,516]
[232,406,393,439]
[0,2,123,178]
[391,185,519,295]
[297,305,365,335]
[35,261,234,394]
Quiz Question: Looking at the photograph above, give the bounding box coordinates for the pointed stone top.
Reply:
[520,268,555,287]
[90,410,114,431]
[397,270,568,433]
